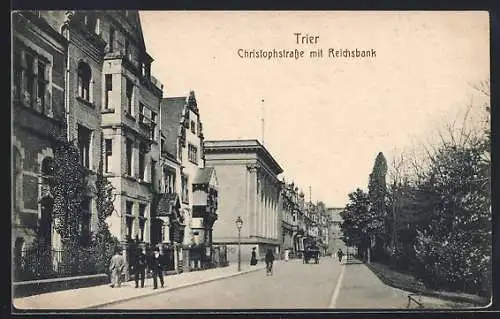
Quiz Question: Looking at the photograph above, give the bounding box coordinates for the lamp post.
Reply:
[235,216,243,272]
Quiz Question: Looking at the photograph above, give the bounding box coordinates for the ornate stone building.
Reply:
[155,91,218,272]
[204,140,282,262]
[12,12,68,260]
[12,10,165,280]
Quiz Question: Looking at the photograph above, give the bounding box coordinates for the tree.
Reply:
[340,188,371,261]
[412,81,491,296]
[50,134,87,250]
[368,152,388,261]
[92,158,121,273]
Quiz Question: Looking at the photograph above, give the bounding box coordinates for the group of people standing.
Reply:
[108,246,165,289]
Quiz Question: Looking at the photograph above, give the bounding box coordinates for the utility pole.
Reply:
[309,186,312,203]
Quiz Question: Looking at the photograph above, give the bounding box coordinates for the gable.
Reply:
[129,11,147,54]
[208,168,218,188]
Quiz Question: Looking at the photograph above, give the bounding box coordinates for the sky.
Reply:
[139,11,489,208]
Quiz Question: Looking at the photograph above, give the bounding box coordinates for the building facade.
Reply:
[327,207,348,255]
[155,91,219,272]
[12,12,68,262]
[204,140,282,263]
[12,10,165,280]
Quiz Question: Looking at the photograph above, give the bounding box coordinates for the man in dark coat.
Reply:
[337,249,344,263]
[132,247,147,288]
[149,247,164,289]
[265,249,275,275]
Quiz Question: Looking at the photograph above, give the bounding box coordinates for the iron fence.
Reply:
[13,248,100,282]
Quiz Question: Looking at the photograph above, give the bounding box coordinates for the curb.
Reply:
[364,262,490,307]
[85,264,266,309]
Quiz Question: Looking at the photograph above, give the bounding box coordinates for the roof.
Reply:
[160,97,186,158]
[192,167,215,185]
[203,139,283,175]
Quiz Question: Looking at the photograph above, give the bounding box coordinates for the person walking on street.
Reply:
[150,247,164,290]
[337,248,344,263]
[265,249,275,276]
[132,247,147,288]
[250,247,258,266]
[109,247,125,288]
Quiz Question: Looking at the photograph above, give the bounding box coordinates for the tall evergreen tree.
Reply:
[368,152,388,260]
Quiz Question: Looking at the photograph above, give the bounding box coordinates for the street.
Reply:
[98,257,410,309]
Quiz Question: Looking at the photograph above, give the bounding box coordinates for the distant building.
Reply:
[204,140,282,262]
[327,207,348,255]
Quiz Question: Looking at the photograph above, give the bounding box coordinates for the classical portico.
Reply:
[204,140,283,262]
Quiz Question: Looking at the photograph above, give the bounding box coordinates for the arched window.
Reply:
[41,157,54,181]
[77,62,91,101]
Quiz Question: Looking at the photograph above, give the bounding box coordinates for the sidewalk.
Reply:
[14,261,275,310]
[337,260,480,309]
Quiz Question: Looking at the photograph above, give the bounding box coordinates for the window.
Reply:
[37,61,47,110]
[41,157,54,184]
[77,62,91,101]
[190,120,196,134]
[160,137,165,154]
[104,74,112,108]
[25,52,35,103]
[13,147,23,210]
[13,51,22,101]
[188,144,198,164]
[138,203,146,242]
[150,159,156,185]
[165,169,176,194]
[138,143,145,180]
[80,197,91,247]
[151,112,157,140]
[181,175,189,203]
[77,124,91,168]
[139,103,145,123]
[94,18,100,34]
[105,139,112,173]
[125,201,134,238]
[126,138,133,176]
[109,26,115,52]
[126,79,133,113]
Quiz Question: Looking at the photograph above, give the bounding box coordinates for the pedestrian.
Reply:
[284,249,289,262]
[265,249,275,276]
[149,247,164,290]
[337,248,344,263]
[132,247,147,288]
[250,247,258,266]
[109,247,125,288]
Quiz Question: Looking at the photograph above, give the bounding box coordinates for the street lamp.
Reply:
[235,216,243,272]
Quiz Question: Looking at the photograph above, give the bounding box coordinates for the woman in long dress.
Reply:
[250,247,258,266]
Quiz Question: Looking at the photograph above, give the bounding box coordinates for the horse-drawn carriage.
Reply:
[303,246,320,264]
